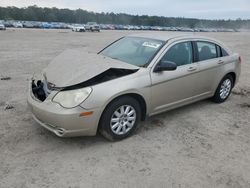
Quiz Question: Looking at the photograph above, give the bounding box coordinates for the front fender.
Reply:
[80,69,151,113]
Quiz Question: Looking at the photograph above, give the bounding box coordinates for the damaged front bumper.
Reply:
[27,79,101,137]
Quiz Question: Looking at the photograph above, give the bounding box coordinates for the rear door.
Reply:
[193,41,225,94]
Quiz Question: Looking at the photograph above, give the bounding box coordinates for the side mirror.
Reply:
[154,60,177,72]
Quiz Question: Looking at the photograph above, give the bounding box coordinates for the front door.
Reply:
[150,41,203,114]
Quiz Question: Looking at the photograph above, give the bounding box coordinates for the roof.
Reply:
[128,32,219,43]
[128,32,232,55]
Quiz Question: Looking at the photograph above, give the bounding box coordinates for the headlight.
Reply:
[52,87,92,108]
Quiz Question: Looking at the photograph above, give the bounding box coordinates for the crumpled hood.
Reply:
[43,48,138,87]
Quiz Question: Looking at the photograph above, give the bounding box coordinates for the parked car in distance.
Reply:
[72,25,86,32]
[85,22,100,32]
[13,22,23,28]
[0,23,6,30]
[28,33,241,141]
[23,21,35,28]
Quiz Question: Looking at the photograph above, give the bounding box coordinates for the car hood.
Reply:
[43,48,139,88]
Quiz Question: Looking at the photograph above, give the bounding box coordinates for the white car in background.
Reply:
[85,22,100,32]
[13,22,23,28]
[0,23,6,30]
[72,25,86,32]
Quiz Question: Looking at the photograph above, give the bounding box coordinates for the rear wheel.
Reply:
[212,74,233,103]
[99,96,141,141]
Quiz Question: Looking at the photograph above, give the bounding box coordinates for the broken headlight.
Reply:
[52,87,92,108]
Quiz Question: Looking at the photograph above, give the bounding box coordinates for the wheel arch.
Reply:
[226,72,236,87]
[98,93,147,128]
[215,72,236,93]
[211,72,235,103]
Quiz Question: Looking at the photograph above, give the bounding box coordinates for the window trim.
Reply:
[98,37,124,54]
[216,45,222,57]
[191,41,198,62]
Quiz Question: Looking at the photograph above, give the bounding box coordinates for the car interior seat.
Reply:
[199,46,213,61]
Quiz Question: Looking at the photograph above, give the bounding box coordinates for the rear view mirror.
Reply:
[154,60,177,72]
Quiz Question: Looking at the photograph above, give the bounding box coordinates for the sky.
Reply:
[0,0,250,20]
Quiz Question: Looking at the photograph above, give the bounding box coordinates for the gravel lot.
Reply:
[0,29,250,188]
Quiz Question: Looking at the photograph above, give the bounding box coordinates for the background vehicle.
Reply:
[72,25,86,32]
[85,22,100,32]
[13,22,23,28]
[23,21,35,28]
[28,34,241,141]
[0,23,6,30]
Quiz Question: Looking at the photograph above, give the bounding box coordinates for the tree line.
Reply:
[0,5,249,29]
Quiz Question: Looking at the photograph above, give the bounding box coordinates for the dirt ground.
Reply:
[0,29,250,188]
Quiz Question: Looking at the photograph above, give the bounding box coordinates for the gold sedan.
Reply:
[28,33,241,141]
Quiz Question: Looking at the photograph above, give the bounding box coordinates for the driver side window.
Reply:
[161,42,193,66]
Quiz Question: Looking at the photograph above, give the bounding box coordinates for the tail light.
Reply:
[238,56,242,64]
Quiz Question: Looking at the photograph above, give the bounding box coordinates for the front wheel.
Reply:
[99,96,141,141]
[212,74,233,103]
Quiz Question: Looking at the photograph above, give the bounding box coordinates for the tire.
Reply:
[99,96,141,141]
[212,74,233,103]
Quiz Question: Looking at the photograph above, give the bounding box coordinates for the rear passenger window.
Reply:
[161,42,193,66]
[216,45,229,57]
[221,48,229,56]
[197,42,217,61]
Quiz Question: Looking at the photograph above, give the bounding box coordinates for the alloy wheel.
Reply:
[110,105,136,135]
[219,79,232,99]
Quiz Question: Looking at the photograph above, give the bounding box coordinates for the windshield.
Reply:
[100,37,164,67]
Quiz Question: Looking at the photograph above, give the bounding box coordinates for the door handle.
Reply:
[218,60,224,64]
[188,66,197,72]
